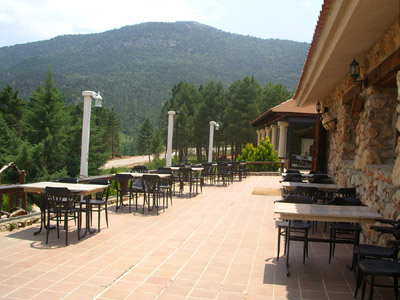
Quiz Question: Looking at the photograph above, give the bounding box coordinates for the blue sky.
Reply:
[0,0,323,47]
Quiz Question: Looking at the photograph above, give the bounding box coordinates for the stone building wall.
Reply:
[321,21,400,244]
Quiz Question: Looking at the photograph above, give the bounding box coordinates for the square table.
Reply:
[21,181,108,237]
[274,202,381,276]
[281,181,343,192]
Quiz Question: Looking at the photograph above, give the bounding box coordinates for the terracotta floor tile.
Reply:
[100,287,133,299]
[125,291,158,300]
[136,283,166,293]
[31,290,68,300]
[217,291,246,300]
[190,287,219,299]
[162,285,192,296]
[0,176,363,300]
[6,287,42,299]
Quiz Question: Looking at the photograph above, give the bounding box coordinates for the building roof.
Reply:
[251,99,317,128]
[294,0,400,107]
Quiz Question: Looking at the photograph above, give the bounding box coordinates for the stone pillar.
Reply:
[271,125,278,151]
[265,127,272,142]
[278,121,289,158]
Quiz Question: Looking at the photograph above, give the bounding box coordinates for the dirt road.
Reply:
[102,155,150,170]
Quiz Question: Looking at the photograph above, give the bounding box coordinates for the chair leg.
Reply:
[361,273,367,300]
[368,275,375,300]
[277,227,281,260]
[354,262,362,298]
[105,204,109,228]
[46,210,50,244]
[97,205,101,232]
[116,190,119,212]
[65,212,68,246]
[329,229,333,264]
[303,229,308,264]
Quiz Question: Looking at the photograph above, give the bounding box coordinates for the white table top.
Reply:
[169,167,203,171]
[274,202,381,223]
[118,172,171,178]
[20,181,108,196]
[281,181,343,192]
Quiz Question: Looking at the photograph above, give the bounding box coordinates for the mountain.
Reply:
[0,21,309,135]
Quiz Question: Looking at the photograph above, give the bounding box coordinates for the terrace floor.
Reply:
[0,175,393,300]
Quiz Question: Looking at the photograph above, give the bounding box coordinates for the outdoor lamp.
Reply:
[315,101,328,115]
[80,90,103,178]
[350,57,367,87]
[216,123,220,131]
[316,101,322,114]
[94,92,103,107]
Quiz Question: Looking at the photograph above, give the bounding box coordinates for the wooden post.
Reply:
[20,170,27,211]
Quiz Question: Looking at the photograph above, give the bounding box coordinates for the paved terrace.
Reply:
[0,176,392,300]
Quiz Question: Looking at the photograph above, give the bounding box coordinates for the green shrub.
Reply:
[237,137,280,171]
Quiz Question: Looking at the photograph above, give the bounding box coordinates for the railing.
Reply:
[245,161,284,174]
[0,162,27,215]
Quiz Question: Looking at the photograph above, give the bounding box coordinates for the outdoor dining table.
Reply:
[281,181,343,192]
[118,172,172,178]
[274,202,381,276]
[169,167,204,172]
[20,181,108,238]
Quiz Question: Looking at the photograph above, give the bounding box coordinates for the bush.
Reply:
[237,137,280,171]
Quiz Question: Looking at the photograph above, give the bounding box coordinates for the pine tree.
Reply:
[137,118,154,162]
[26,68,70,179]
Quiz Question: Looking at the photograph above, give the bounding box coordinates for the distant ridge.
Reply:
[0,21,309,134]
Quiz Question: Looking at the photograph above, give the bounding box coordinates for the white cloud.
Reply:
[0,0,214,46]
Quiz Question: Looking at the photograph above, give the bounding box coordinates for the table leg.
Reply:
[81,195,95,238]
[348,223,361,271]
[34,193,55,235]
[286,220,291,277]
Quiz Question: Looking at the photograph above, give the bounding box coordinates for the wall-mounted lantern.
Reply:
[350,57,368,88]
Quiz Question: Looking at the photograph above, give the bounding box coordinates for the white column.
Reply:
[208,121,216,163]
[271,125,278,151]
[278,121,289,158]
[166,111,175,167]
[265,127,272,142]
[257,129,261,145]
[80,91,96,178]
[260,128,265,141]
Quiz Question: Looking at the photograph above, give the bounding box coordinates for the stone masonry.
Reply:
[321,20,400,244]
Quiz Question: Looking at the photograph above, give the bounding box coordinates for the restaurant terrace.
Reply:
[0,0,399,300]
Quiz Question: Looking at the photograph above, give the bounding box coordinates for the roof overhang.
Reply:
[294,0,400,107]
[251,99,317,128]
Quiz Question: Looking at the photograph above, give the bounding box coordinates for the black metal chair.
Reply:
[178,167,200,197]
[59,177,79,183]
[85,179,110,232]
[44,186,82,246]
[280,173,303,183]
[286,169,301,174]
[275,195,314,264]
[157,169,173,207]
[293,186,319,199]
[309,174,332,184]
[141,174,163,214]
[130,165,148,173]
[358,253,400,300]
[353,220,400,298]
[115,173,134,213]
[327,196,363,263]
[216,163,233,186]
[201,163,215,185]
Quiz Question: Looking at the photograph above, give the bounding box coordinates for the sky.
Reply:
[0,0,323,48]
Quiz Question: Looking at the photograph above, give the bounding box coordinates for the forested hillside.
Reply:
[0,21,308,141]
